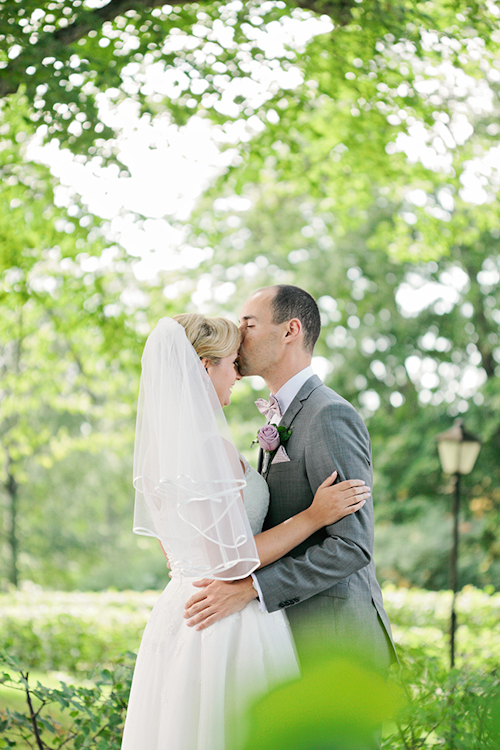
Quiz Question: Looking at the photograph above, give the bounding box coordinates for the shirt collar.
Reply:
[274,365,315,417]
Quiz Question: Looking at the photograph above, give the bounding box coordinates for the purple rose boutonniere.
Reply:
[252,424,293,453]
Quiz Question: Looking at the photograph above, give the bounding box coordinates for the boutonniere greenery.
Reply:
[252,424,293,453]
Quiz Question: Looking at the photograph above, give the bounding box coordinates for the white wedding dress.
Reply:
[121,456,299,750]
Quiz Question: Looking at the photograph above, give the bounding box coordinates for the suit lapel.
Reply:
[262,375,323,479]
[280,374,323,430]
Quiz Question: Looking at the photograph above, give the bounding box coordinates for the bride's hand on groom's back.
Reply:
[308,471,370,528]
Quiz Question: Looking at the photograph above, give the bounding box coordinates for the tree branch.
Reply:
[0,0,174,99]
[42,307,102,405]
[52,0,170,46]
[0,0,356,100]
[21,671,47,750]
[5,453,20,588]
[293,0,355,24]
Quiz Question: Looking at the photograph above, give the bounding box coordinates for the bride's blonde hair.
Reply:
[174,313,241,364]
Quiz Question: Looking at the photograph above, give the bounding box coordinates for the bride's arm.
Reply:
[158,541,170,564]
[253,471,369,568]
[183,472,369,631]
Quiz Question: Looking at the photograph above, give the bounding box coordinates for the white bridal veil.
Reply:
[133,317,260,580]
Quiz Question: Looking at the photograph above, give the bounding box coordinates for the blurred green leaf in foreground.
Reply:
[242,647,404,750]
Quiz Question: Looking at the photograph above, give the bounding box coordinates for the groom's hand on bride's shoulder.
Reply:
[183,577,258,631]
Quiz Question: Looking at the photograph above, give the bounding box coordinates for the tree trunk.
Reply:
[5,456,20,588]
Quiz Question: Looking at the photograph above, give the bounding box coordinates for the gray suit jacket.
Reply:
[254,375,397,666]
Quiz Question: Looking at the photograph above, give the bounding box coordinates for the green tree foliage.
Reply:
[168,0,500,590]
[0,95,147,588]
[1,0,499,248]
[0,0,499,176]
[1,0,500,593]
[187,179,500,590]
[0,96,200,591]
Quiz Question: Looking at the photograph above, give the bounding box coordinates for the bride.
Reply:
[121,314,369,750]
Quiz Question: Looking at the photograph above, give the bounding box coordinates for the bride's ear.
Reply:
[200,357,211,373]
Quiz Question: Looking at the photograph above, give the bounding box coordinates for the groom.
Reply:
[184,284,397,670]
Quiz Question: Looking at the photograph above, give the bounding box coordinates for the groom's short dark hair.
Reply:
[270,285,321,353]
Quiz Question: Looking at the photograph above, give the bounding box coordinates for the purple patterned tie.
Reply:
[255,395,282,421]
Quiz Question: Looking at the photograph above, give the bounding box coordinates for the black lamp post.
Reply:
[436,419,481,669]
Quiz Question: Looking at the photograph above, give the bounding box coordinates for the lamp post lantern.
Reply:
[436,419,481,669]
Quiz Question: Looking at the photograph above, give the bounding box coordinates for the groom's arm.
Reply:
[254,400,373,612]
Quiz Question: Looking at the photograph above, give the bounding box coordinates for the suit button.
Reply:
[278,602,286,608]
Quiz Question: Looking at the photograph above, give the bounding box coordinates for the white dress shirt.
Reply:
[274,365,315,422]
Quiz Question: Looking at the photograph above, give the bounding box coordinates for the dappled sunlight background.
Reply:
[2,1,500,746]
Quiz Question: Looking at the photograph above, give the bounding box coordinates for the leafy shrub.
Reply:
[1,586,500,748]
[0,587,157,675]
[383,648,500,749]
[3,585,499,677]
[0,652,134,749]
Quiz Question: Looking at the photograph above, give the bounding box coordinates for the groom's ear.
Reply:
[284,318,302,340]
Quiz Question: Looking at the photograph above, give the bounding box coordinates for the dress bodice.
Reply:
[240,454,269,536]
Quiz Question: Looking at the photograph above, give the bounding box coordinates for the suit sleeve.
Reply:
[254,401,374,612]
